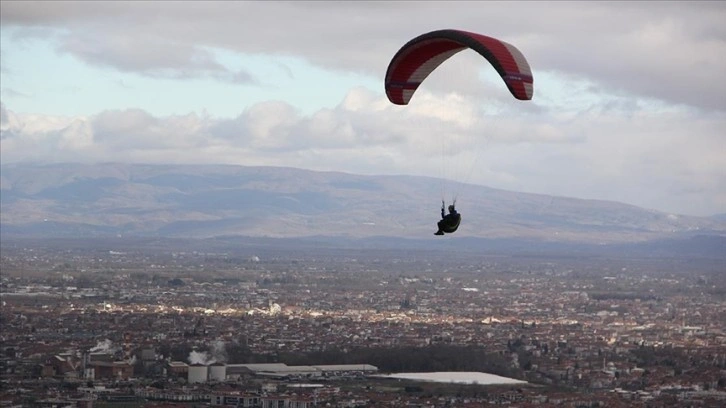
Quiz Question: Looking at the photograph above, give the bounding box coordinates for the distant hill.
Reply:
[2,163,725,248]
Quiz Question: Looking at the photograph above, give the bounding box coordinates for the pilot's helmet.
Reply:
[448,205,455,212]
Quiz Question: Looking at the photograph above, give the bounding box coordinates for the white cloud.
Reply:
[2,88,724,216]
[2,1,724,109]
[56,28,257,84]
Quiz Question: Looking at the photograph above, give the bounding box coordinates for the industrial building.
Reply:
[167,360,189,378]
[209,362,226,381]
[199,363,378,382]
[188,363,209,383]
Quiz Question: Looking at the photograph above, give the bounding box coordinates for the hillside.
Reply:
[2,162,724,244]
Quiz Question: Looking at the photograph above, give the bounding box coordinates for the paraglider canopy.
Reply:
[385,29,534,105]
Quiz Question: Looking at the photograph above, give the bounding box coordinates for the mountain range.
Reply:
[1,162,725,254]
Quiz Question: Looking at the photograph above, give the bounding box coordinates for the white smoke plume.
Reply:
[188,350,214,365]
[90,339,114,353]
[187,340,228,365]
[209,340,228,364]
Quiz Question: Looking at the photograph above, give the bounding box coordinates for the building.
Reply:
[188,363,208,384]
[223,363,378,380]
[167,361,189,379]
[90,361,134,380]
[209,362,226,382]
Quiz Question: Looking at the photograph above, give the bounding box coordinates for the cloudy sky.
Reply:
[1,1,724,217]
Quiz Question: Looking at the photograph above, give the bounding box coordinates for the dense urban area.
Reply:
[1,237,725,407]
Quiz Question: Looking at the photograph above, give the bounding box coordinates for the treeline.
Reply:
[588,292,660,301]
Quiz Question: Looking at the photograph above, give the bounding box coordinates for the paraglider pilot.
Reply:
[435,200,461,236]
